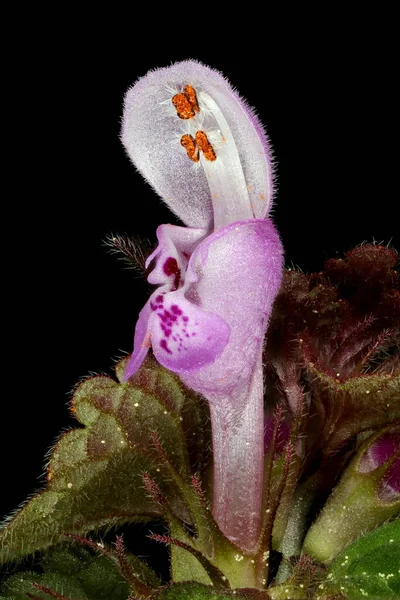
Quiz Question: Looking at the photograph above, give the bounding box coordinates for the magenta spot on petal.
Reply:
[163,257,181,290]
[155,294,164,303]
[171,304,183,315]
[191,332,196,336]
[161,325,171,337]
[185,333,190,338]
[183,316,189,323]
[160,339,172,354]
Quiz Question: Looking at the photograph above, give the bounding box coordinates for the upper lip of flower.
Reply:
[121,59,275,231]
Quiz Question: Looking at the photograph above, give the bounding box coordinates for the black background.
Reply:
[2,24,398,544]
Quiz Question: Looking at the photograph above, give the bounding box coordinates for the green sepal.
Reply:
[321,520,400,600]
[0,358,210,564]
[152,582,270,599]
[303,431,400,563]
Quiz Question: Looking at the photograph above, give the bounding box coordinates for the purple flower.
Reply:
[359,429,400,502]
[121,60,283,552]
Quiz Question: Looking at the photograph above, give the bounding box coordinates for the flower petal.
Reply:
[147,291,230,372]
[181,218,284,402]
[122,60,274,229]
[124,294,155,380]
[146,224,206,287]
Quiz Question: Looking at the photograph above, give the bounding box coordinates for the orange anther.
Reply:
[195,130,217,161]
[181,134,199,162]
[183,85,199,113]
[172,94,196,119]
[172,84,200,119]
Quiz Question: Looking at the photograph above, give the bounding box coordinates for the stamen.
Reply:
[183,85,199,113]
[181,134,199,162]
[198,92,253,228]
[174,86,254,227]
[195,131,217,161]
[172,85,200,119]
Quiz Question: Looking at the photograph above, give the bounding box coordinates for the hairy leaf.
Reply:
[323,520,400,599]
[0,359,209,564]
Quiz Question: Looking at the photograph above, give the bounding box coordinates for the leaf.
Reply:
[0,540,160,599]
[0,358,209,564]
[323,520,400,600]
[152,582,270,599]
[42,541,158,598]
[305,367,400,454]
[0,572,89,600]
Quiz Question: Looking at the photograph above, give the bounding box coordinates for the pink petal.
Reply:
[147,291,230,372]
[146,224,206,286]
[124,294,154,380]
[122,60,274,229]
[359,431,400,472]
[181,218,283,402]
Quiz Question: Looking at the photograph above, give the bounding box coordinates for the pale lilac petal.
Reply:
[146,224,206,286]
[209,354,265,552]
[121,60,274,229]
[147,291,230,372]
[180,217,283,551]
[181,218,284,401]
[124,295,155,380]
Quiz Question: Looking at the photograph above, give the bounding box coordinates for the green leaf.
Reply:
[305,367,400,454]
[0,572,89,600]
[322,520,400,600]
[41,543,147,598]
[153,582,270,599]
[0,358,209,564]
[0,540,160,599]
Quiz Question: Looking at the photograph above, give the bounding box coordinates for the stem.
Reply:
[209,355,265,553]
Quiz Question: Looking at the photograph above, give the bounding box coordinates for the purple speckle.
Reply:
[161,324,171,337]
[151,295,164,311]
[163,257,181,290]
[160,339,172,354]
[171,304,183,315]
[183,316,189,323]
